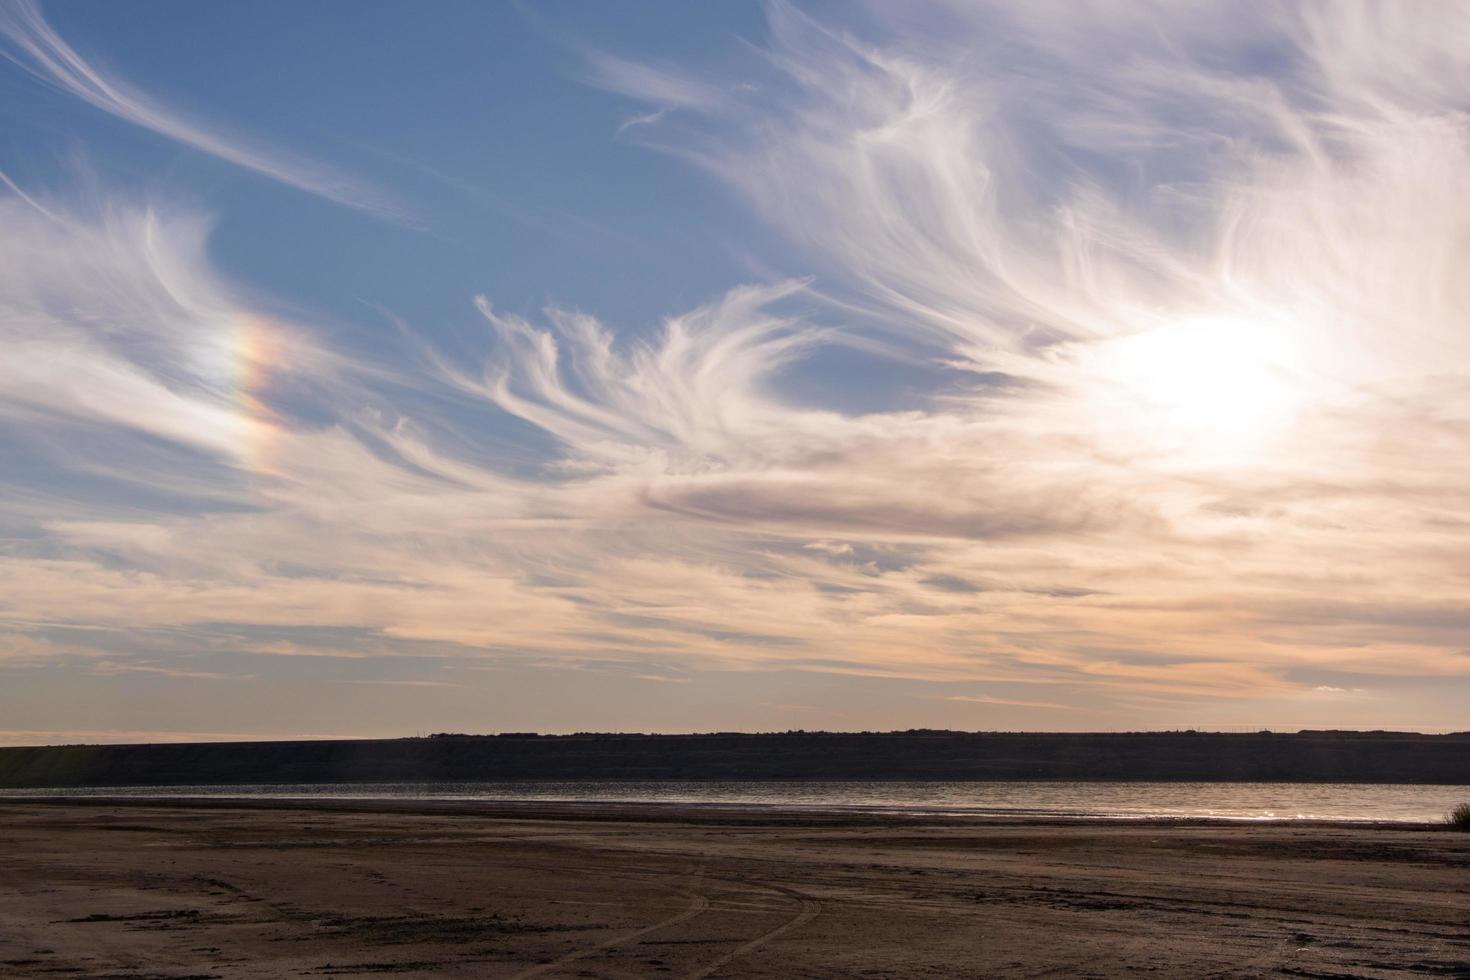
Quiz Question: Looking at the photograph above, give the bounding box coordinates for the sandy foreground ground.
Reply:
[0,801,1466,979]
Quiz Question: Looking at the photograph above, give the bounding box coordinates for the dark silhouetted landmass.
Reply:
[1,730,1467,788]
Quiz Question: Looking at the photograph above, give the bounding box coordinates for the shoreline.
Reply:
[0,793,1452,831]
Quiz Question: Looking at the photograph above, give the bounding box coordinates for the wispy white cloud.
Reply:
[343,679,463,689]
[585,51,736,113]
[0,0,411,222]
[941,694,1075,711]
[459,280,821,469]
[0,190,337,475]
[90,659,245,681]
[617,107,669,133]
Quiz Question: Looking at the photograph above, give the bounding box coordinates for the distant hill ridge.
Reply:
[1,730,1467,788]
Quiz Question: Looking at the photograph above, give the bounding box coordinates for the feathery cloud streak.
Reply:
[0,0,409,221]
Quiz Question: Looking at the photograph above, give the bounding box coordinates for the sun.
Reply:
[1087,315,1302,456]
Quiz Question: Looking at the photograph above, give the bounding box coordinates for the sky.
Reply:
[2,0,1468,744]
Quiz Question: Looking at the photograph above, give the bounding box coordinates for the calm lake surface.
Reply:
[4,781,1465,823]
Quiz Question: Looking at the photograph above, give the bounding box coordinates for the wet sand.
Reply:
[0,800,1466,978]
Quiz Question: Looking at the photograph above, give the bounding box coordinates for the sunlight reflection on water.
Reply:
[6,781,1466,823]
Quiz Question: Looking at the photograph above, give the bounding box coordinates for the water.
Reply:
[4,780,1465,823]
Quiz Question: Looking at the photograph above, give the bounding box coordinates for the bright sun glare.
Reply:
[1092,315,1301,456]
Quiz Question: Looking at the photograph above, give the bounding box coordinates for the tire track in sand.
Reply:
[508,868,708,979]
[683,881,822,980]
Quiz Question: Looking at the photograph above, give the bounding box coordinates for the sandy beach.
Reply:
[0,800,1466,979]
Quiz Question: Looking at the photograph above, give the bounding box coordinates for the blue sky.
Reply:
[6,3,774,331]
[2,0,1468,743]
